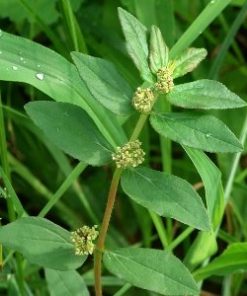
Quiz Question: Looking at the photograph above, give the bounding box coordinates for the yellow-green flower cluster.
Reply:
[132,87,155,113]
[155,63,175,94]
[112,140,145,169]
[71,225,98,256]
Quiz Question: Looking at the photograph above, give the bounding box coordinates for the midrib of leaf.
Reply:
[132,170,195,217]
[126,17,148,61]
[57,272,73,295]
[160,115,240,150]
[79,60,129,96]
[100,62,132,95]
[172,86,241,104]
[1,221,70,244]
[10,237,70,245]
[109,252,197,292]
[95,141,113,154]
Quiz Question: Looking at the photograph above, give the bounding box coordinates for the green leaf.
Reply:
[169,0,232,59]
[149,25,169,73]
[0,0,58,25]
[167,80,247,109]
[172,48,207,79]
[231,0,246,6]
[0,217,86,270]
[0,30,126,148]
[71,52,133,115]
[25,101,113,166]
[118,7,153,82]
[150,112,243,153]
[45,269,89,296]
[104,248,199,295]
[182,147,223,269]
[184,147,224,228]
[0,167,25,217]
[194,243,247,280]
[70,0,84,12]
[121,0,175,47]
[184,232,218,270]
[121,167,210,231]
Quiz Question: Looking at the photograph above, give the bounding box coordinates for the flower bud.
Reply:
[155,63,175,94]
[132,87,155,113]
[155,78,174,94]
[71,225,98,256]
[112,140,145,169]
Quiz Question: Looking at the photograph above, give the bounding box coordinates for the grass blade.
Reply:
[170,0,231,58]
[209,0,247,79]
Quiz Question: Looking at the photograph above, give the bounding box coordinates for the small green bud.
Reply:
[155,78,174,94]
[71,225,98,256]
[132,87,155,113]
[155,62,175,94]
[112,140,145,169]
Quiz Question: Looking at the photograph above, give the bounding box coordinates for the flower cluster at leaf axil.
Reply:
[132,87,155,113]
[155,62,175,94]
[71,225,98,256]
[112,140,145,168]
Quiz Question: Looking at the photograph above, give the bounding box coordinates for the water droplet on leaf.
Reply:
[35,73,45,80]
[12,66,18,71]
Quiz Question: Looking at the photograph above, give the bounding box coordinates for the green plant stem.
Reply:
[2,104,96,223]
[149,211,169,248]
[8,153,80,227]
[19,0,68,57]
[235,168,247,182]
[223,275,232,296]
[0,96,25,295]
[129,114,149,141]
[159,97,172,174]
[61,0,79,51]
[217,115,247,292]
[167,227,194,251]
[194,112,247,281]
[170,0,231,59]
[158,97,173,243]
[94,109,152,295]
[94,168,122,296]
[218,14,245,63]
[114,283,132,296]
[224,113,247,203]
[0,97,14,217]
[0,99,14,221]
[134,98,172,248]
[209,0,247,79]
[218,229,238,244]
[60,0,87,53]
[38,162,97,221]
[0,167,25,217]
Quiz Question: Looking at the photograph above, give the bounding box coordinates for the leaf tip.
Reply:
[24,101,35,115]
